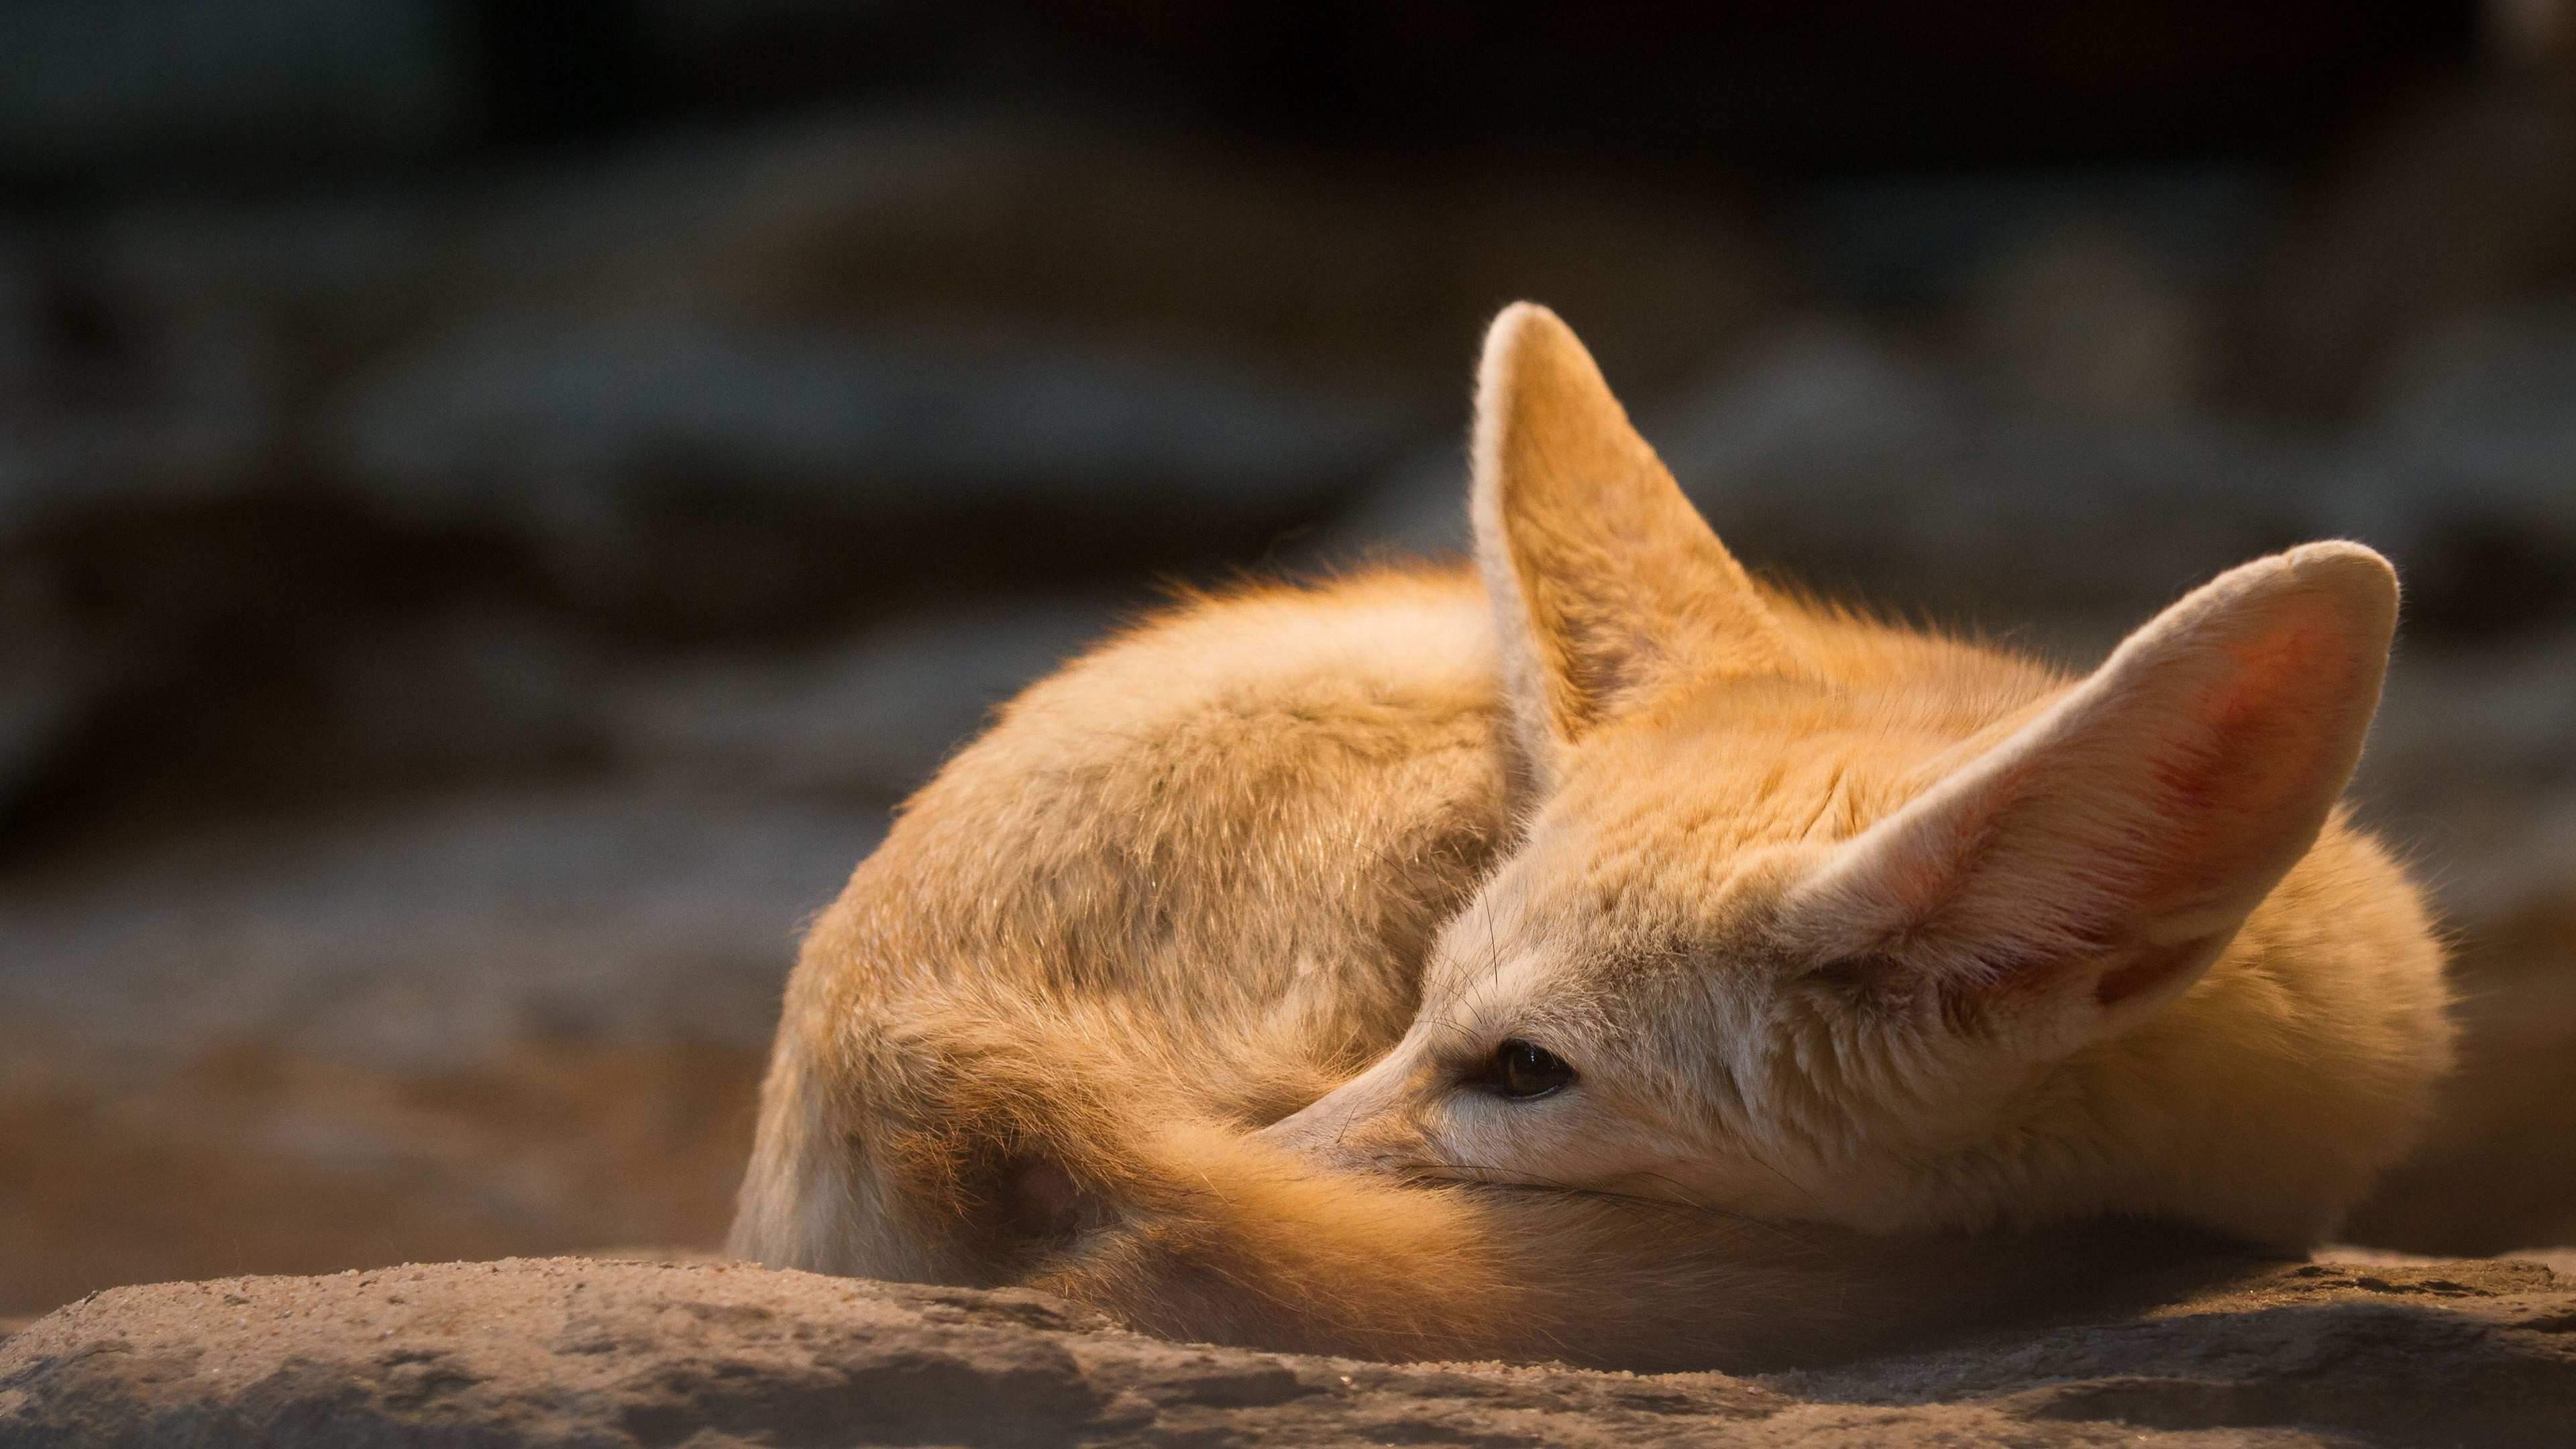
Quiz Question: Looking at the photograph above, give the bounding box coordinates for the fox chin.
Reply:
[728,301,2453,1371]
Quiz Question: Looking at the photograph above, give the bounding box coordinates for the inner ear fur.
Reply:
[1777,541,2400,1051]
[1470,303,1790,789]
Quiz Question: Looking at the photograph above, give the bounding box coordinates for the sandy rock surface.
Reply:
[2,1254,2571,1448]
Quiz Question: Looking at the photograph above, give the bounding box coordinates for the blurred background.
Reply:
[4,0,2575,1321]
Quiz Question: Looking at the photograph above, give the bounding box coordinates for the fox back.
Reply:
[731,304,2451,1369]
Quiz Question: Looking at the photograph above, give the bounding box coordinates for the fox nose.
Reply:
[1255,1057,1420,1173]
[1254,1097,1371,1171]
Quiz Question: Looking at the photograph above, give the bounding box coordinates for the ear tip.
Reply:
[2283,539,2396,582]
[1486,300,1564,343]
[1480,302,1576,380]
[2279,540,2402,628]
[1474,300,1621,468]
[2139,541,2400,680]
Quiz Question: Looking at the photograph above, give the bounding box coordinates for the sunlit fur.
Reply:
[731,304,2452,1371]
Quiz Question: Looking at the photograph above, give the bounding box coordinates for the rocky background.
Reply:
[3,0,2575,1327]
[13,1252,2576,1446]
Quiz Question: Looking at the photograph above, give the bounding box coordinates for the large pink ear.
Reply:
[1775,542,2399,1057]
[1471,303,1790,794]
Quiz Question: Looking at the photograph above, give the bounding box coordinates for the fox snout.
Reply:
[1257,1056,1432,1176]
[1255,1104,1367,1172]
[1263,1032,1591,1186]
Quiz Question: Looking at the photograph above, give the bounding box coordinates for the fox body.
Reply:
[731,304,2451,1369]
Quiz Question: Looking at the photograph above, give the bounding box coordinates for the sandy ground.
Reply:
[7,1252,2574,1444]
[0,784,882,1315]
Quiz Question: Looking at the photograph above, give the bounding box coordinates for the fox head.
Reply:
[1261,303,2408,1240]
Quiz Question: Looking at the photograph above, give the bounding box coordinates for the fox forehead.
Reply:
[1419,637,2072,1020]
[1541,648,2062,879]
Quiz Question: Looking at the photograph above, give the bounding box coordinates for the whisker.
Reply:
[1424,1015,1481,1046]
[1393,1161,1727,1216]
[1376,1159,1825,1254]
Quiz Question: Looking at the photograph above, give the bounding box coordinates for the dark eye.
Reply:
[1490,1038,1577,1099]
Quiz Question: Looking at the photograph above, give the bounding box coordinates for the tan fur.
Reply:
[732,304,2452,1370]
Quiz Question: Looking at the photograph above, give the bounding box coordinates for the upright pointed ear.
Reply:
[1776,542,2400,1059]
[1471,303,1790,792]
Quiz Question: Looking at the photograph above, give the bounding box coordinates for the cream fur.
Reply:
[731,303,2453,1370]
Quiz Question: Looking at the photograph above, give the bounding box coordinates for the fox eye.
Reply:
[1490,1039,1576,1099]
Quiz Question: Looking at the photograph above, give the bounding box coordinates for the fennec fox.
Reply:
[732,303,2451,1369]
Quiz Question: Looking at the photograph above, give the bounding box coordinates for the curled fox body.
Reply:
[731,304,2452,1369]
